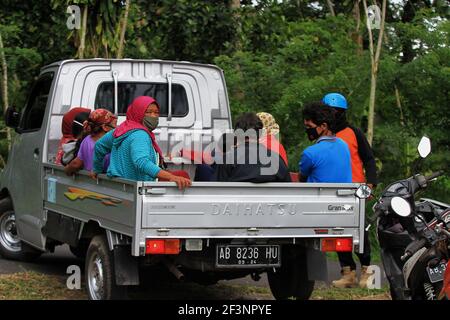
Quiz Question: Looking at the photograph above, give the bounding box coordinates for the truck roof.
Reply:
[41,58,223,73]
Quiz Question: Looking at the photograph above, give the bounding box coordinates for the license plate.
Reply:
[426,262,447,283]
[216,245,281,268]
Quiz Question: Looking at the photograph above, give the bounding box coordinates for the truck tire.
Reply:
[267,246,315,300]
[85,234,127,300]
[0,207,42,262]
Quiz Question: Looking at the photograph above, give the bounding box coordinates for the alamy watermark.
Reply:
[66,265,81,290]
[367,5,381,30]
[162,127,282,176]
[365,265,382,289]
[66,5,81,30]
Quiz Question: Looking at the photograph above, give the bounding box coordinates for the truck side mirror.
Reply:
[4,107,20,129]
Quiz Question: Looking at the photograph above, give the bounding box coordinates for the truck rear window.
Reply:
[95,82,189,117]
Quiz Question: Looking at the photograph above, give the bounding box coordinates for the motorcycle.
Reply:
[396,199,450,300]
[372,136,449,300]
[440,259,450,299]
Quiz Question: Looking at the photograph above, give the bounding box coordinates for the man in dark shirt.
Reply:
[213,113,291,183]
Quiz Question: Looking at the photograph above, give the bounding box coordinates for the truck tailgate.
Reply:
[140,182,364,231]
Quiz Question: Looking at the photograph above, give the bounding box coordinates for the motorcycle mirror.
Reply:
[417,136,431,158]
[356,185,372,199]
[391,197,412,217]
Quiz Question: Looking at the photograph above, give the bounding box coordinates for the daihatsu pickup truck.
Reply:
[0,59,370,300]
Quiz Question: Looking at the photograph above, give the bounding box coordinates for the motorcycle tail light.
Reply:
[321,238,353,252]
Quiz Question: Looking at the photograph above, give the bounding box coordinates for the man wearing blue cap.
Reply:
[322,92,378,289]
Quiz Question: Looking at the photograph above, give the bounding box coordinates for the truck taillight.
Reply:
[321,238,353,252]
[145,239,180,255]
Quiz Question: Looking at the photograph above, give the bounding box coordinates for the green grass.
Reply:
[311,286,390,300]
[0,272,390,300]
[0,272,85,300]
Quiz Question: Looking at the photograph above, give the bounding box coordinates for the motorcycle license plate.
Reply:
[426,262,447,283]
[216,245,280,268]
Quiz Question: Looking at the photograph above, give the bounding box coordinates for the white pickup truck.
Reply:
[0,59,369,300]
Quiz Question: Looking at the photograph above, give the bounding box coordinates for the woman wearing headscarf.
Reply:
[56,107,91,164]
[256,112,288,166]
[64,109,117,175]
[92,96,191,189]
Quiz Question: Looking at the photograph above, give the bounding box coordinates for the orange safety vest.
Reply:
[336,127,366,183]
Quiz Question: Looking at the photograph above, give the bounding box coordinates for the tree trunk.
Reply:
[363,0,387,146]
[395,85,405,127]
[0,154,5,168]
[117,0,131,59]
[230,0,240,9]
[400,1,416,63]
[230,0,242,50]
[352,0,363,55]
[326,0,336,16]
[367,68,377,145]
[0,32,11,149]
[78,4,88,58]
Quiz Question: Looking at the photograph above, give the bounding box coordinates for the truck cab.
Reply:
[0,59,369,300]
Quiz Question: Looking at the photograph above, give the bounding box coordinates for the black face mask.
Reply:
[305,126,321,141]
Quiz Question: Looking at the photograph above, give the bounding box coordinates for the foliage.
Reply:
[126,0,238,62]
[0,0,448,203]
[215,6,450,202]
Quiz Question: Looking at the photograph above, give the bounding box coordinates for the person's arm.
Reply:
[93,130,114,174]
[130,131,191,189]
[64,157,84,175]
[298,150,313,183]
[351,126,378,186]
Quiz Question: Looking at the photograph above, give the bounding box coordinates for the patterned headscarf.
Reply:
[83,108,117,134]
[256,112,280,137]
[88,109,117,125]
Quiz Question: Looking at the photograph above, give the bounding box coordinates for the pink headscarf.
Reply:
[113,96,164,163]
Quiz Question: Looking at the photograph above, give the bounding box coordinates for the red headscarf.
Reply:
[61,107,91,138]
[56,107,91,165]
[113,96,164,163]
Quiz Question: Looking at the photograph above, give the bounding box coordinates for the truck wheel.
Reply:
[0,209,41,262]
[85,235,127,300]
[267,247,315,300]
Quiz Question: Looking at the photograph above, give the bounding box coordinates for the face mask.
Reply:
[305,126,322,141]
[143,116,159,131]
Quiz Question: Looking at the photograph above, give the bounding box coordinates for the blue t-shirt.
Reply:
[299,136,352,183]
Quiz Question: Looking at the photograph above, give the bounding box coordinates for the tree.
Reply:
[363,0,387,146]
[117,0,131,59]
[0,31,11,149]
[52,0,129,58]
[78,3,88,58]
[326,0,336,16]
